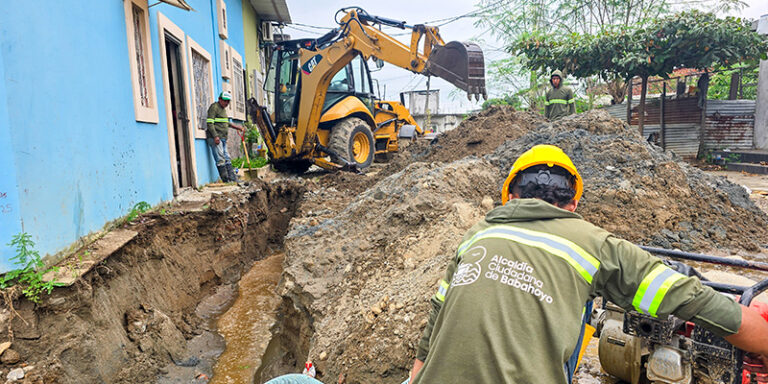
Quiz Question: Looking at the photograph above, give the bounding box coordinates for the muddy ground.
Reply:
[0,182,304,383]
[2,106,768,383]
[271,107,768,383]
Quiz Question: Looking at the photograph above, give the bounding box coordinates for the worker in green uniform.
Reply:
[408,144,768,384]
[207,91,244,182]
[545,70,576,120]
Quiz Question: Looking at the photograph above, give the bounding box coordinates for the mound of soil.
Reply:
[487,110,768,251]
[274,109,768,383]
[277,159,498,383]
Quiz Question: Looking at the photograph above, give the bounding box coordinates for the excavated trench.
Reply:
[4,108,768,384]
[0,181,313,384]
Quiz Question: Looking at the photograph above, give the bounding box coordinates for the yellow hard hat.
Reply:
[501,144,583,205]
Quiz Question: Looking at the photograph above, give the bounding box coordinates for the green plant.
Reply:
[481,94,523,110]
[244,123,262,144]
[231,157,268,169]
[1,233,62,304]
[126,201,151,222]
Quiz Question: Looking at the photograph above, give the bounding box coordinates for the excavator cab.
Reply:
[266,43,380,170]
[265,48,301,125]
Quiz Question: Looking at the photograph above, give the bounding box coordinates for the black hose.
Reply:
[259,106,277,144]
[640,246,768,273]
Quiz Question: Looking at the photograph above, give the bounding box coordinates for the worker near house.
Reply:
[545,70,576,120]
[408,144,768,384]
[207,91,244,183]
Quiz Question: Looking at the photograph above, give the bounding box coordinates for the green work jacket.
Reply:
[206,102,230,139]
[413,198,741,384]
[545,75,575,120]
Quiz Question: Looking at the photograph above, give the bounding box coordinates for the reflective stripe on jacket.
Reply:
[545,84,575,120]
[413,198,741,384]
[206,102,230,139]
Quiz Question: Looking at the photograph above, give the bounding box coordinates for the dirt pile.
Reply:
[272,109,768,383]
[274,159,498,382]
[385,105,544,172]
[0,182,304,383]
[487,110,768,251]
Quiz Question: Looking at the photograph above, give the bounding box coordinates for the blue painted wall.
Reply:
[0,47,23,266]
[0,0,249,267]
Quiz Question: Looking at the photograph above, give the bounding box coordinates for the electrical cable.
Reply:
[425,0,511,26]
[290,22,333,30]
[283,24,324,36]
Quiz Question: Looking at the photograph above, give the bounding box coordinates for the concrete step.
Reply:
[711,150,768,164]
[725,162,768,175]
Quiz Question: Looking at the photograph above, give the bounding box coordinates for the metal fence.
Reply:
[600,97,756,158]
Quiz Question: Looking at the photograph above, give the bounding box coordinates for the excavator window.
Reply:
[350,56,374,113]
[271,50,300,124]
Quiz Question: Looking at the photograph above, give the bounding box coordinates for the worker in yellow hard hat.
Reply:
[408,144,768,384]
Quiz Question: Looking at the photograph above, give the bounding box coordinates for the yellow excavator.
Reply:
[251,7,486,173]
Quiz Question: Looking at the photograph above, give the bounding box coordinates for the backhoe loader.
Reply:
[250,7,486,173]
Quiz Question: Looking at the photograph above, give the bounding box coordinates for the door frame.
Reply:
[157,12,197,195]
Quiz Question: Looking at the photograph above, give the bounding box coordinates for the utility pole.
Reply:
[424,76,431,132]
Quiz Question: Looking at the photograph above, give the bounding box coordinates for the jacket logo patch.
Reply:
[452,246,486,286]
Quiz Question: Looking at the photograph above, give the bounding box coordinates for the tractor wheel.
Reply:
[328,117,374,169]
[272,159,312,174]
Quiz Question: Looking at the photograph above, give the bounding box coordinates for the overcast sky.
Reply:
[281,0,768,113]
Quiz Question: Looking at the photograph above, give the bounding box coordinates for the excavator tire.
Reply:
[328,117,374,169]
[271,159,312,174]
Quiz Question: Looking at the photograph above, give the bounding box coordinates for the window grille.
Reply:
[233,58,245,119]
[132,5,150,108]
[191,50,212,133]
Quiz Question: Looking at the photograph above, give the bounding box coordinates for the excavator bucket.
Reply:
[426,41,486,100]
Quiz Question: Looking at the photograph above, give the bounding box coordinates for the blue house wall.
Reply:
[0,47,23,271]
[0,0,248,267]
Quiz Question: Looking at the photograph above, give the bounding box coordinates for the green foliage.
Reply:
[474,0,679,110]
[243,122,262,144]
[573,98,592,114]
[701,149,741,165]
[482,94,523,110]
[1,233,62,303]
[708,64,759,100]
[126,201,151,222]
[231,157,268,169]
[515,11,768,82]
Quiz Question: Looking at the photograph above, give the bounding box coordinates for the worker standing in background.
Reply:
[408,144,768,384]
[207,91,244,183]
[545,70,575,120]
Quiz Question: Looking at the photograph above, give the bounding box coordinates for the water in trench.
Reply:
[210,252,285,384]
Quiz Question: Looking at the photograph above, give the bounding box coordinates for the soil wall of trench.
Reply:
[268,108,768,384]
[0,181,304,383]
[4,107,768,384]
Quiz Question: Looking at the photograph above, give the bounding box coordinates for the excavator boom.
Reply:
[255,7,486,172]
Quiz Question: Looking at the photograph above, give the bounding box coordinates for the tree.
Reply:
[514,11,767,129]
[475,0,749,111]
[475,0,675,109]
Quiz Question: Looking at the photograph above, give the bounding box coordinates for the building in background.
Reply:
[0,0,290,269]
[401,89,465,133]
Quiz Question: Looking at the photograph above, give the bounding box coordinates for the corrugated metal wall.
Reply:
[601,98,756,156]
[702,100,755,150]
[600,97,703,158]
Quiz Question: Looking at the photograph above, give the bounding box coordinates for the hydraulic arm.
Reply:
[255,7,486,171]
